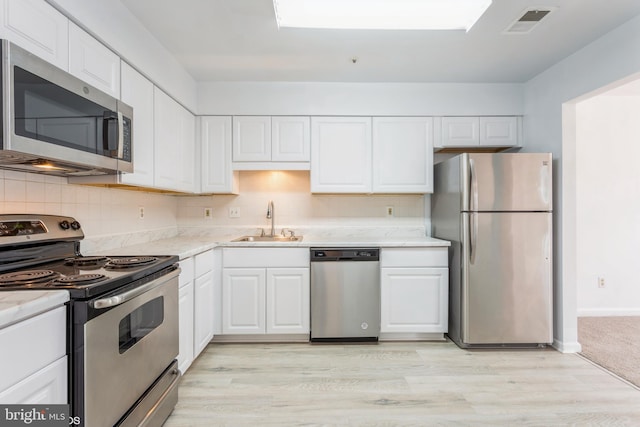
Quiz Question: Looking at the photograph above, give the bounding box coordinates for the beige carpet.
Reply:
[578,316,640,388]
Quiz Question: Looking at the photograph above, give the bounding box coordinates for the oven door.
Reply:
[82,269,179,427]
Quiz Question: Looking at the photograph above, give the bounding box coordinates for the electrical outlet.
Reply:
[386,206,394,217]
[229,207,240,218]
[139,206,145,220]
[598,277,605,288]
[204,207,213,219]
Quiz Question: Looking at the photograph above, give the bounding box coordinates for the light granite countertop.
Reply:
[0,291,69,329]
[87,228,450,260]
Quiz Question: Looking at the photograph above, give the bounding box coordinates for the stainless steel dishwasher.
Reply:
[310,248,380,341]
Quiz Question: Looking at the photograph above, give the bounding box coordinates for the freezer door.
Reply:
[461,212,553,345]
[464,153,552,212]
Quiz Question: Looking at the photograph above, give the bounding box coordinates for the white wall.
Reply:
[0,171,179,252]
[523,13,640,352]
[197,82,523,116]
[178,171,425,230]
[46,0,198,111]
[575,95,640,316]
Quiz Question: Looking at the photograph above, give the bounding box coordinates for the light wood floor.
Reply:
[165,341,640,426]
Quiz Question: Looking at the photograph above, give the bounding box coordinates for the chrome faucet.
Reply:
[266,200,275,237]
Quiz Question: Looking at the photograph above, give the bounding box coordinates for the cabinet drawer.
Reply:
[178,257,194,287]
[0,307,66,391]
[195,249,215,277]
[381,248,448,267]
[223,248,309,268]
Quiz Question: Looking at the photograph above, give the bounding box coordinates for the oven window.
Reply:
[119,297,164,354]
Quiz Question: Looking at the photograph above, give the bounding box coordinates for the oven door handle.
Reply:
[91,268,180,309]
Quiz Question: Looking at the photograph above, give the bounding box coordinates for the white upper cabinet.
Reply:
[271,117,310,162]
[439,117,480,148]
[153,87,196,193]
[232,116,310,169]
[200,116,239,194]
[0,0,69,70]
[311,117,372,193]
[372,117,433,193]
[233,116,271,162]
[479,116,519,147]
[68,22,120,97]
[437,116,520,149]
[120,63,154,187]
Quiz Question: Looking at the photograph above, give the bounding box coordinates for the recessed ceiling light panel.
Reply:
[273,0,492,31]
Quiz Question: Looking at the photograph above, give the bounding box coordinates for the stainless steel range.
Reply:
[0,214,180,427]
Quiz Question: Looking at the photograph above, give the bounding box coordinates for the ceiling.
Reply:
[120,0,640,83]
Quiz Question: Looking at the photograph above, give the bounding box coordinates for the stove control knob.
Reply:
[59,220,70,230]
[70,221,81,230]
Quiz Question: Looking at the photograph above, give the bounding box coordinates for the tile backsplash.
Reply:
[178,171,426,231]
[0,170,179,238]
[1,170,426,245]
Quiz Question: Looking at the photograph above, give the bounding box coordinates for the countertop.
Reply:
[88,230,450,260]
[0,291,69,329]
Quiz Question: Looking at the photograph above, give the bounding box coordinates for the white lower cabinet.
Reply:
[221,248,310,337]
[222,268,266,334]
[266,268,310,334]
[177,249,215,374]
[380,248,448,336]
[0,305,67,403]
[194,269,215,354]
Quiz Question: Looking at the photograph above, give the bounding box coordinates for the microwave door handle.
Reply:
[117,111,124,159]
[103,111,118,153]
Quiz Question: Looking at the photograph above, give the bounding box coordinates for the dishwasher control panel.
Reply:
[310,248,379,262]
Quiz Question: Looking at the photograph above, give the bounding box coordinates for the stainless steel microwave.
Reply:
[0,39,133,176]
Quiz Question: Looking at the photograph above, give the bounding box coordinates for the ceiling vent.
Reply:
[503,7,556,34]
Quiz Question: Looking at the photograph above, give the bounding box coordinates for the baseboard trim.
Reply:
[552,338,582,353]
[577,308,640,317]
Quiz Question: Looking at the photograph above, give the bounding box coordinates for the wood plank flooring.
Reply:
[165,341,640,426]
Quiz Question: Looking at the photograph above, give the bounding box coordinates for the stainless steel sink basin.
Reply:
[231,235,303,242]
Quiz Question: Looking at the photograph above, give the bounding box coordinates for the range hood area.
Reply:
[0,151,117,177]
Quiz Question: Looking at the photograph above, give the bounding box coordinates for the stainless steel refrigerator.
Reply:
[431,153,553,348]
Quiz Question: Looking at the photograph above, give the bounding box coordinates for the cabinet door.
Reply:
[222,269,266,334]
[1,0,68,70]
[266,268,310,334]
[373,117,433,193]
[440,117,479,147]
[178,106,196,192]
[177,282,194,374]
[380,267,448,333]
[200,116,239,194]
[233,116,271,161]
[0,357,67,404]
[154,88,195,192]
[120,63,154,186]
[68,22,120,97]
[271,117,310,162]
[311,117,372,193]
[479,117,519,147]
[194,271,214,355]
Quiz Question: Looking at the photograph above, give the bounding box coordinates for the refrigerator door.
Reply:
[461,212,553,345]
[463,153,552,212]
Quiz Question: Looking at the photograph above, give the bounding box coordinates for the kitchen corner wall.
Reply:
[177,171,425,230]
[0,170,179,239]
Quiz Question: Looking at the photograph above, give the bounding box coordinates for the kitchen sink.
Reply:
[231,235,303,242]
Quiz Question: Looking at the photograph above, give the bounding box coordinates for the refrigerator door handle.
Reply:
[469,158,478,211]
[469,212,477,264]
